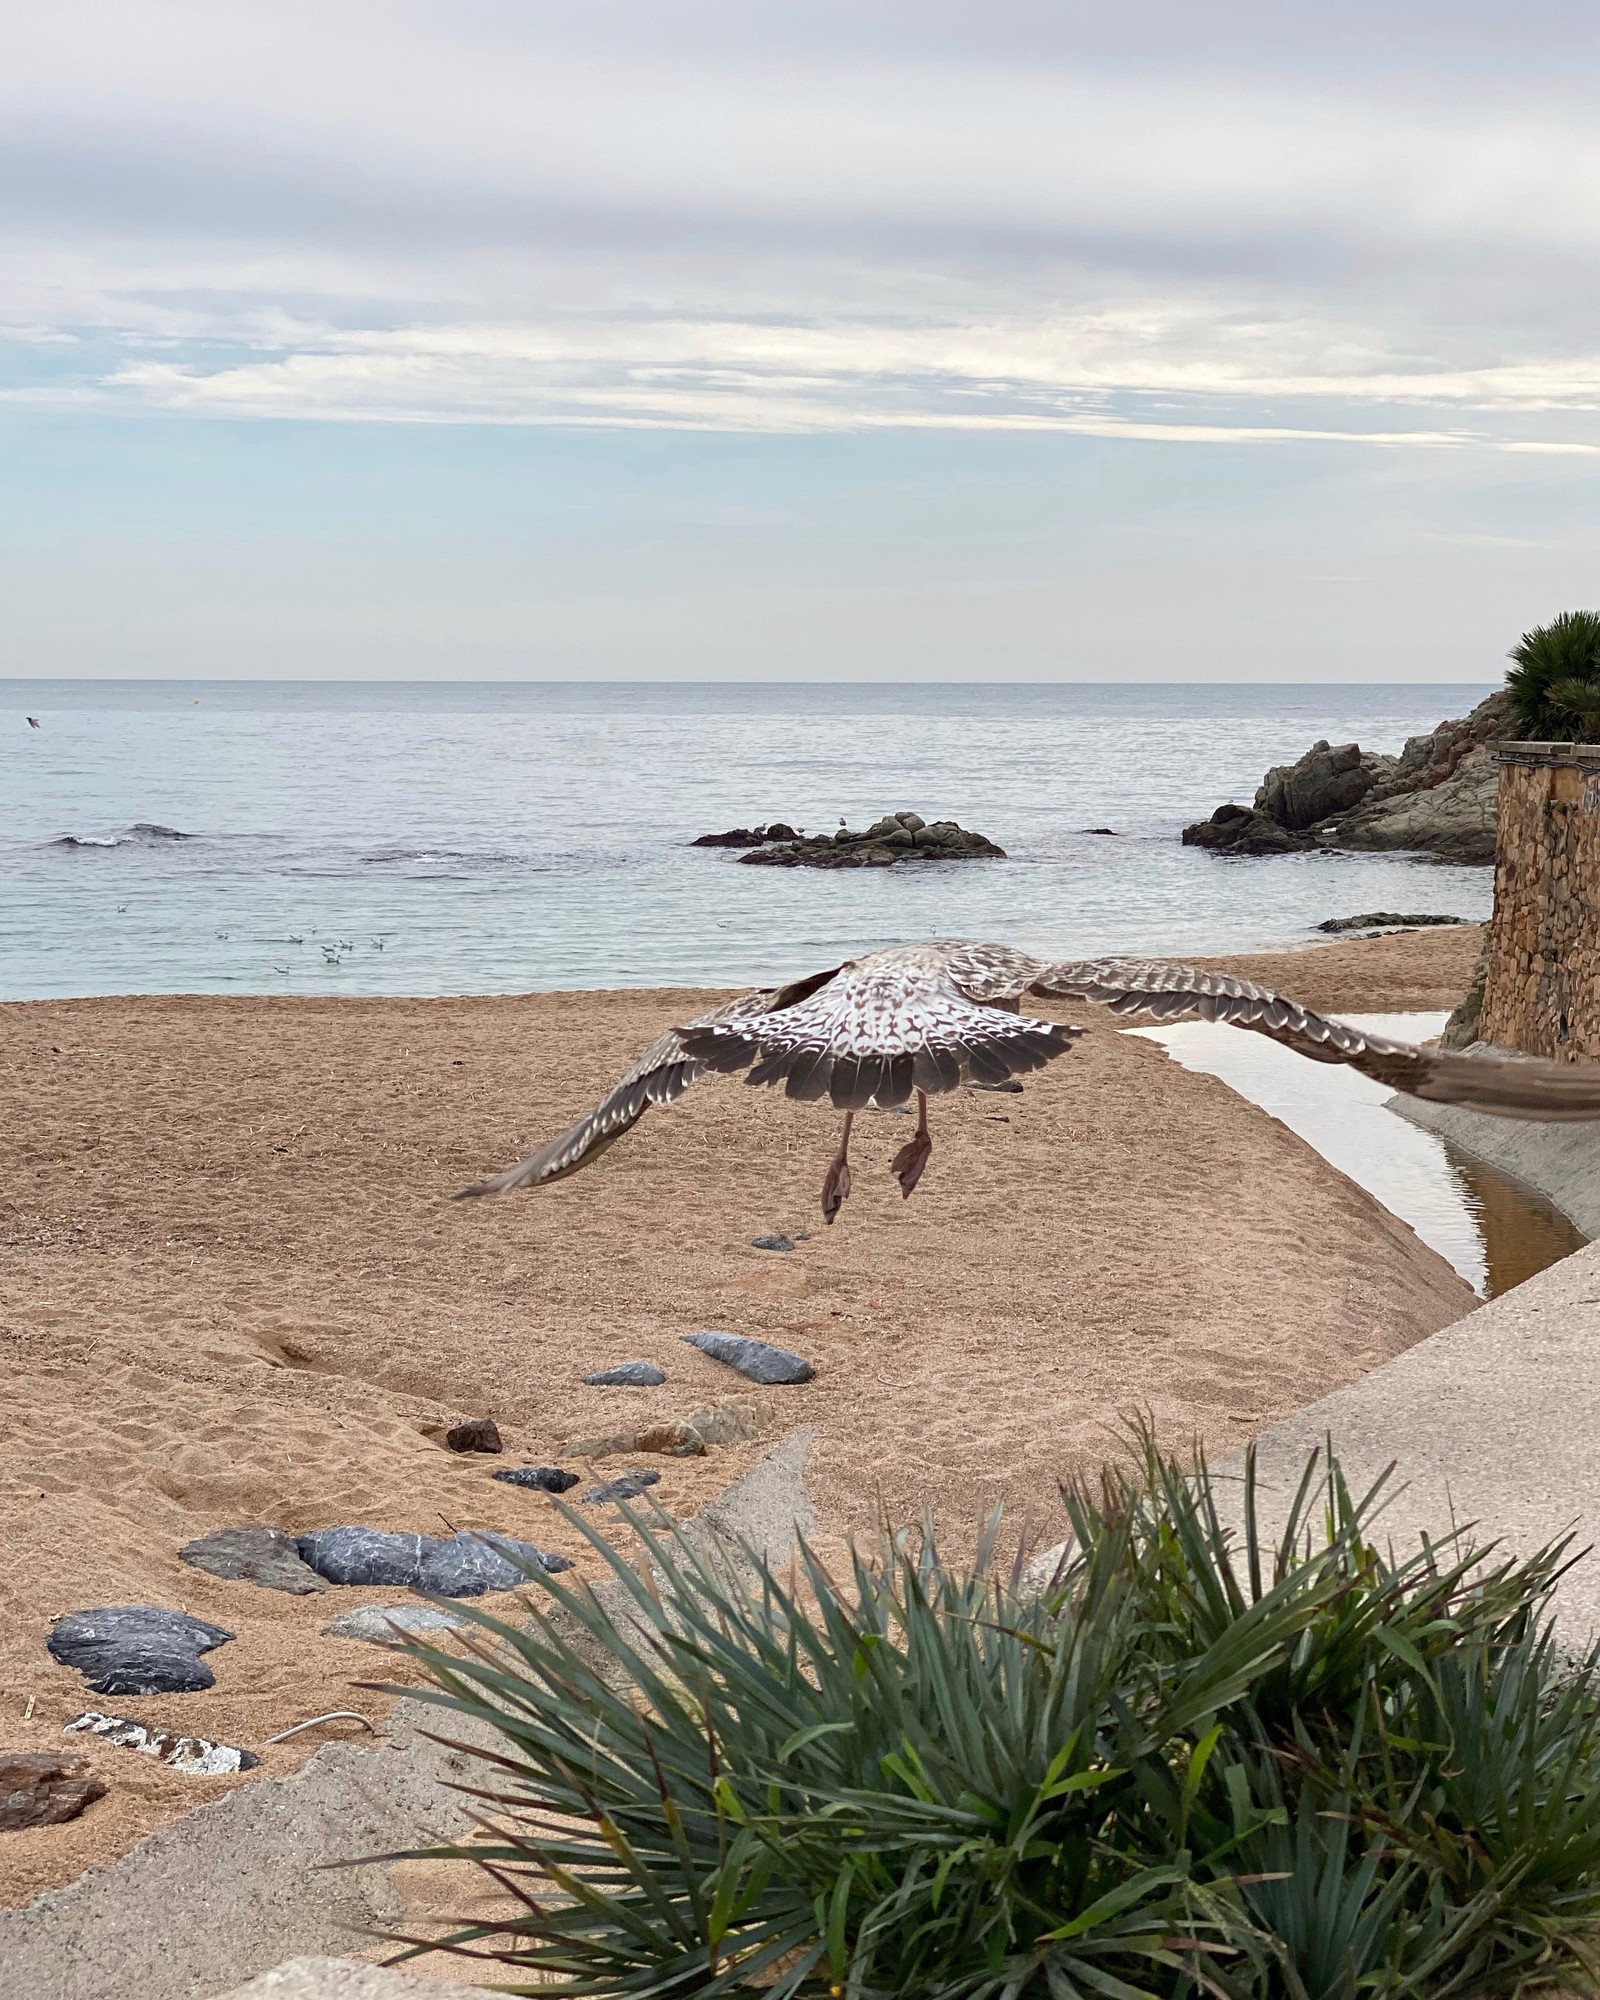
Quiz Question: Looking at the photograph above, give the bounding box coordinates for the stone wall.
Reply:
[1479,742,1600,1061]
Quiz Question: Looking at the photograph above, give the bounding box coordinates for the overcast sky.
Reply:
[5,0,1600,680]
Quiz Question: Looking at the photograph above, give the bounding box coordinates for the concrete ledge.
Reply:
[1229,1240,1600,1653]
[1391,1091,1600,1237]
[218,1959,488,1999]
[0,1431,816,2000]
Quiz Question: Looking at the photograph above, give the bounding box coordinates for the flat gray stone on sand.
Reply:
[683,1329,816,1385]
[751,1233,795,1251]
[64,1710,259,1776]
[583,1360,666,1386]
[180,1527,327,1596]
[48,1607,236,1697]
[582,1469,662,1505]
[493,1464,580,1493]
[296,1526,570,1594]
[320,1605,470,1647]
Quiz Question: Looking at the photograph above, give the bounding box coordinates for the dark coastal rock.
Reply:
[296,1524,570,1593]
[493,1464,581,1493]
[1080,827,1119,835]
[1182,690,1514,863]
[691,822,799,847]
[583,1361,667,1387]
[48,1607,236,1696]
[0,1753,107,1830]
[322,1604,470,1646]
[445,1416,503,1453]
[736,811,1004,870]
[179,1525,327,1595]
[751,1233,796,1251]
[1316,913,1470,934]
[683,1330,815,1385]
[63,1710,259,1775]
[582,1469,663,1506]
[1182,803,1314,856]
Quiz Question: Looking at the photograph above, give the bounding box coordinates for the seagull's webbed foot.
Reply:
[821,1112,854,1225]
[889,1089,933,1198]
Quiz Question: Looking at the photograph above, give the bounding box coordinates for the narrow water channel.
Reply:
[1132,1011,1587,1299]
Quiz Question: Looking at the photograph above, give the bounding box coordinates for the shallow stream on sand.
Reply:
[1133,1012,1587,1299]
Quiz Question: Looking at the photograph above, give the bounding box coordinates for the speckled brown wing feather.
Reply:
[1028,956,1600,1121]
[456,970,840,1198]
[677,943,1082,1108]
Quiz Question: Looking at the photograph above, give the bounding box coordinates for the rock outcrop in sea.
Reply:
[705,811,1004,868]
[1182,690,1511,863]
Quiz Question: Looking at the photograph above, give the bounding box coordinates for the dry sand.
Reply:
[0,924,1482,1908]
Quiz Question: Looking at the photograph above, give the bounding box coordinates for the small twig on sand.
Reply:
[265,1710,379,1745]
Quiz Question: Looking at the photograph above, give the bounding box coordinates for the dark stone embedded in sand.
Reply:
[736,811,1005,870]
[297,1527,428,1588]
[418,1531,573,1594]
[1316,912,1470,933]
[493,1464,581,1493]
[751,1233,796,1251]
[583,1361,667,1387]
[179,1526,327,1596]
[295,1525,570,1593]
[445,1416,503,1453]
[582,1469,663,1506]
[969,1079,1024,1094]
[48,1607,236,1697]
[0,1753,107,1830]
[683,1330,815,1385]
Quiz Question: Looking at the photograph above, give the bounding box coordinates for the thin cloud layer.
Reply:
[5,1,1600,447]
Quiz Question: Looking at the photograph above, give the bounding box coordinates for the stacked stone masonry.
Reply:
[1480,743,1600,1063]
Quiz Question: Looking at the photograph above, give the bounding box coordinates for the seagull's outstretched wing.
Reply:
[1027,956,1600,1121]
[456,967,841,1197]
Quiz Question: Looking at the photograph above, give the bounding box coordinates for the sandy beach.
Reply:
[0,923,1483,1908]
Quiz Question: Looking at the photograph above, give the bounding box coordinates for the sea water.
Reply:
[0,680,1495,1000]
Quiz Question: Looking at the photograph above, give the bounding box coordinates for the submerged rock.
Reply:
[735,812,1005,869]
[493,1464,581,1493]
[1316,913,1470,933]
[63,1710,259,1775]
[179,1526,327,1595]
[0,1753,107,1830]
[444,1416,503,1453]
[682,1330,815,1385]
[48,1607,236,1697]
[583,1361,667,1387]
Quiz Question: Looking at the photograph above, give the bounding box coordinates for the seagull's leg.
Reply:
[889,1089,933,1198]
[821,1112,854,1224]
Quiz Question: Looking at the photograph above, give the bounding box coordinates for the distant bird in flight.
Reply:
[26,716,40,729]
[458,940,1600,1222]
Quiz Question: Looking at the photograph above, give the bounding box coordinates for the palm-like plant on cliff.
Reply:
[1506,610,1600,742]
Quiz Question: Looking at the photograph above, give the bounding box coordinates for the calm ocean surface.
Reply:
[1,680,1496,1000]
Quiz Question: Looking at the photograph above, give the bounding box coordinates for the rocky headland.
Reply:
[1183,690,1511,863]
[695,811,1005,868]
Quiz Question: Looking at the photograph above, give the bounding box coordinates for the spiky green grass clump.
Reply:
[1506,611,1600,742]
[392,1440,1600,2000]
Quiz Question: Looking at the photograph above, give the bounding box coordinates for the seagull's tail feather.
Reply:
[680,1000,1080,1110]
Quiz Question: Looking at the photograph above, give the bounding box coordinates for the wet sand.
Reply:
[0,923,1482,1907]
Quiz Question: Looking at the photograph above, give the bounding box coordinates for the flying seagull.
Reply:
[26,716,40,729]
[457,940,1600,1222]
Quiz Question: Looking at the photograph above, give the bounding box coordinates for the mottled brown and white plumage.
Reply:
[457,939,1600,1217]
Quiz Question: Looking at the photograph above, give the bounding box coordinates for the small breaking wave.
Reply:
[361,846,521,867]
[51,822,195,849]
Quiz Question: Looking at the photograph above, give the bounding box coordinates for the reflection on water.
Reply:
[1131,1012,1587,1299]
